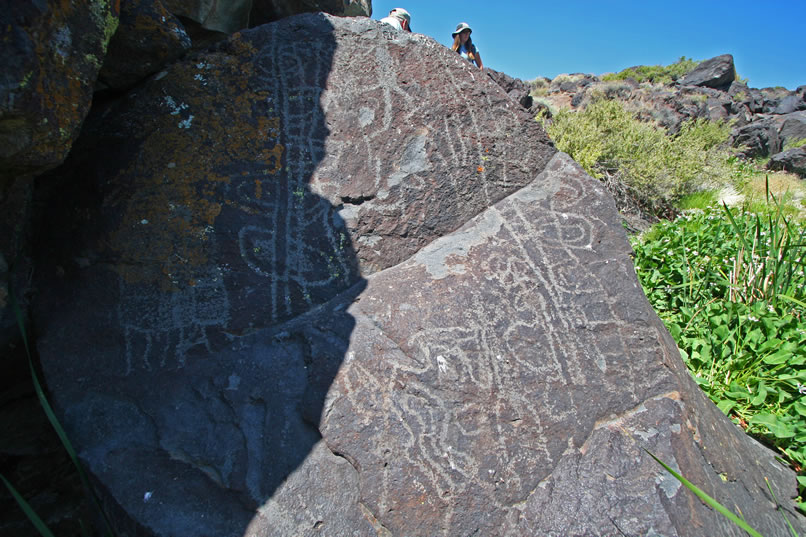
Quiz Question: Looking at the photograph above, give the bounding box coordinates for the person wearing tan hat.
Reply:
[451,22,483,69]
[380,8,412,32]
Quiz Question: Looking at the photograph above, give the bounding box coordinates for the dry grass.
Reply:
[742,171,806,210]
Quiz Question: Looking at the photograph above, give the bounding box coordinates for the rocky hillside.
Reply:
[497,54,805,177]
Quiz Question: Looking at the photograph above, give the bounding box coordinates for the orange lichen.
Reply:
[108,44,285,290]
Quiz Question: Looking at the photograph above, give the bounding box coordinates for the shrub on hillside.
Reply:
[602,56,699,85]
[543,98,733,214]
[785,138,806,151]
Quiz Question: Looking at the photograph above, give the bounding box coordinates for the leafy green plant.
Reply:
[602,56,700,85]
[722,186,806,309]
[631,192,806,510]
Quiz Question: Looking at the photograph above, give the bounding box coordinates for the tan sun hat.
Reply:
[452,22,472,37]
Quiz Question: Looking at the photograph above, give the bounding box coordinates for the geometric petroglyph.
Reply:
[118,267,230,374]
[320,154,691,535]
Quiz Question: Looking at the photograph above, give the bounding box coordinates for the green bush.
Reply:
[602,56,700,85]
[543,99,733,211]
[631,200,806,509]
[785,138,806,151]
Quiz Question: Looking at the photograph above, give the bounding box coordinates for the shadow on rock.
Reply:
[32,14,365,536]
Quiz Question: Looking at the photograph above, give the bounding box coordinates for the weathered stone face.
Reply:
[0,0,120,184]
[31,13,805,537]
[732,119,782,157]
[98,0,192,90]
[767,147,806,177]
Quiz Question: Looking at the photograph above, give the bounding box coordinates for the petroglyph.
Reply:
[33,15,806,537]
[323,154,670,533]
[118,267,230,374]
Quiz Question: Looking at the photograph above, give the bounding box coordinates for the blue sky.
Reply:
[372,0,806,90]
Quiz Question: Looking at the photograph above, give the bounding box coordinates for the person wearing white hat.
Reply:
[380,8,412,32]
[451,22,483,69]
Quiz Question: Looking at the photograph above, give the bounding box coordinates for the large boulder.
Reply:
[0,0,120,184]
[32,14,804,537]
[774,93,806,115]
[97,0,192,91]
[776,111,806,148]
[485,67,540,113]
[732,119,782,157]
[161,0,253,34]
[156,0,372,51]
[251,0,372,26]
[678,53,736,91]
[0,0,119,378]
[767,147,806,177]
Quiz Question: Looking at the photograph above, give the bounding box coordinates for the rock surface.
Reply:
[30,14,806,537]
[0,0,120,184]
[733,119,782,158]
[98,0,192,91]
[767,147,806,177]
[777,111,806,148]
[250,0,372,26]
[679,53,736,90]
[0,0,120,396]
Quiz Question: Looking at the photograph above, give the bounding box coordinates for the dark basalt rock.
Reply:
[732,119,782,157]
[777,111,806,148]
[767,147,806,177]
[98,0,192,91]
[0,0,119,184]
[679,53,736,91]
[30,13,806,537]
[250,0,372,26]
[0,0,119,400]
[774,93,806,115]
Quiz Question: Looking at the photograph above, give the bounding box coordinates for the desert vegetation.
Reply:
[542,99,735,217]
[601,56,700,85]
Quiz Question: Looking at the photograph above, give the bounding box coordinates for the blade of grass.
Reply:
[1,473,57,537]
[645,449,764,537]
[8,282,117,537]
[765,477,800,537]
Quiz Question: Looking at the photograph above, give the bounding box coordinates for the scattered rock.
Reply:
[767,147,806,177]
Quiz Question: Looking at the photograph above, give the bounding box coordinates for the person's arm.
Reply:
[475,51,483,69]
